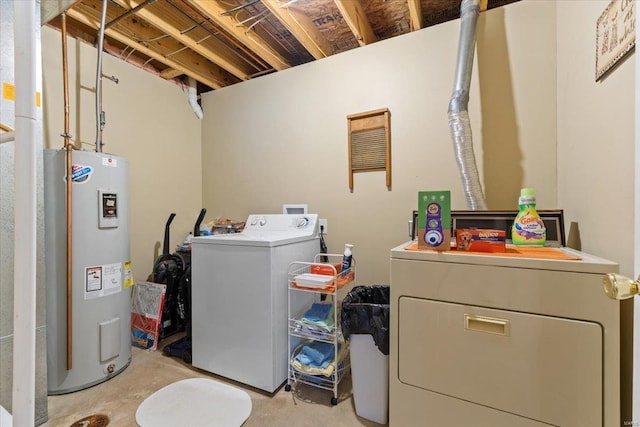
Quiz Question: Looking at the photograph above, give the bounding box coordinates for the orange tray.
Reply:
[292,271,354,293]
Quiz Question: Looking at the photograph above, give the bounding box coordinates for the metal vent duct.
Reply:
[448,0,487,210]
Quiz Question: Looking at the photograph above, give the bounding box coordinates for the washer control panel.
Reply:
[244,214,318,235]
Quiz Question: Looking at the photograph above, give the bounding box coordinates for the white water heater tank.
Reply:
[44,149,132,394]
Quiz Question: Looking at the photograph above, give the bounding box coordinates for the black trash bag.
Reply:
[341,285,390,355]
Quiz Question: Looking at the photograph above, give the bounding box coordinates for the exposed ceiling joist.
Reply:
[407,0,423,31]
[66,8,230,89]
[333,0,376,46]
[53,0,521,93]
[159,67,184,79]
[260,0,331,59]
[186,0,291,72]
[115,0,256,80]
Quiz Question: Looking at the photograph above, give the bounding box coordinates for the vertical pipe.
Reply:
[12,1,37,425]
[633,8,640,424]
[61,12,74,371]
[95,0,107,152]
[447,0,487,210]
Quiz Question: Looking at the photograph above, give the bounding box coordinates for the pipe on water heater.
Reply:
[448,0,487,210]
[12,1,37,425]
[95,0,107,152]
[61,12,74,370]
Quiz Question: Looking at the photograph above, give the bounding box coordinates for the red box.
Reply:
[455,229,506,253]
[310,263,342,276]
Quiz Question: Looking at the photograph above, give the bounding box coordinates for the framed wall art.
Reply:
[596,0,635,81]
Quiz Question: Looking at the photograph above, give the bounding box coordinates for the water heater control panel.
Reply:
[98,189,118,228]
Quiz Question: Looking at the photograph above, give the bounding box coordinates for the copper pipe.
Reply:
[61,12,73,370]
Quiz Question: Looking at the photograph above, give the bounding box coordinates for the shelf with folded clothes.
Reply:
[288,301,341,343]
[289,340,350,392]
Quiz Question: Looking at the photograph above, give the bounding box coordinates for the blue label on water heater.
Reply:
[71,165,93,183]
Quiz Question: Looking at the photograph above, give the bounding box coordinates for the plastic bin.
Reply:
[341,285,390,425]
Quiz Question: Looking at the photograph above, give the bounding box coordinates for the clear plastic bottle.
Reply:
[511,188,546,246]
[341,244,354,277]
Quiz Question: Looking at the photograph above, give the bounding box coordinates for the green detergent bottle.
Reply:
[511,188,546,246]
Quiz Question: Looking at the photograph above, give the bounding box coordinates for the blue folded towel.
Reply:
[302,341,334,365]
[294,341,341,368]
[303,303,332,322]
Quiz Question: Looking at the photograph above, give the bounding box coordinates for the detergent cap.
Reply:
[519,188,537,205]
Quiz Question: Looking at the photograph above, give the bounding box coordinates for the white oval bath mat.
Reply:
[136,378,252,427]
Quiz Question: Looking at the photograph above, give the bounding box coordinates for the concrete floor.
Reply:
[42,335,387,427]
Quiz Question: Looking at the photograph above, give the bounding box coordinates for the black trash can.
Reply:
[341,285,390,424]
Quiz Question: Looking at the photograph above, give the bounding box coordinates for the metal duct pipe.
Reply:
[61,12,74,370]
[448,0,487,210]
[12,1,37,425]
[95,0,107,152]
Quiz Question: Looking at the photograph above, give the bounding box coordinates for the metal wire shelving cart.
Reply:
[285,254,355,405]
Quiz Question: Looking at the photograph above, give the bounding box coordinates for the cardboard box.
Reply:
[417,191,451,251]
[455,229,506,253]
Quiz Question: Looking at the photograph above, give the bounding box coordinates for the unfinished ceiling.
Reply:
[46,0,519,92]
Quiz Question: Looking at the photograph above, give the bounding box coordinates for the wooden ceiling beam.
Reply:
[186,0,291,72]
[333,0,376,46]
[260,0,331,59]
[407,0,423,31]
[66,8,232,89]
[115,0,255,80]
[159,68,184,79]
[89,2,239,86]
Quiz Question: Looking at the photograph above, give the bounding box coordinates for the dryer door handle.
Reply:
[464,314,510,336]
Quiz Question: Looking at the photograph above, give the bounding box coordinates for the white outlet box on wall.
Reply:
[320,219,328,234]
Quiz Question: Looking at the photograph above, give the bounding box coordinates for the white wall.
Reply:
[42,26,203,280]
[201,0,557,285]
[556,1,635,276]
[556,1,637,421]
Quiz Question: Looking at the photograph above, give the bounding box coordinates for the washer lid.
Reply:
[193,214,319,247]
[192,232,318,247]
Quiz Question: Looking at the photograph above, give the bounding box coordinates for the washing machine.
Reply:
[191,214,319,392]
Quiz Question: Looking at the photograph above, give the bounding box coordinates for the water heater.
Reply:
[44,149,132,394]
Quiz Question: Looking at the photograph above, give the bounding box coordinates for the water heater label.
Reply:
[124,261,134,288]
[71,164,93,183]
[85,263,122,300]
[102,157,117,167]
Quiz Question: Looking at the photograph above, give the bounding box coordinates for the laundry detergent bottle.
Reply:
[511,188,546,246]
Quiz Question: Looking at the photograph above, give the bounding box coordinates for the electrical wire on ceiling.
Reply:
[167,0,268,72]
[219,0,261,16]
[222,0,311,64]
[234,9,268,27]
[284,1,329,57]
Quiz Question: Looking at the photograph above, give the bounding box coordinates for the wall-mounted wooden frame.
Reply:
[347,108,391,191]
[596,0,635,81]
